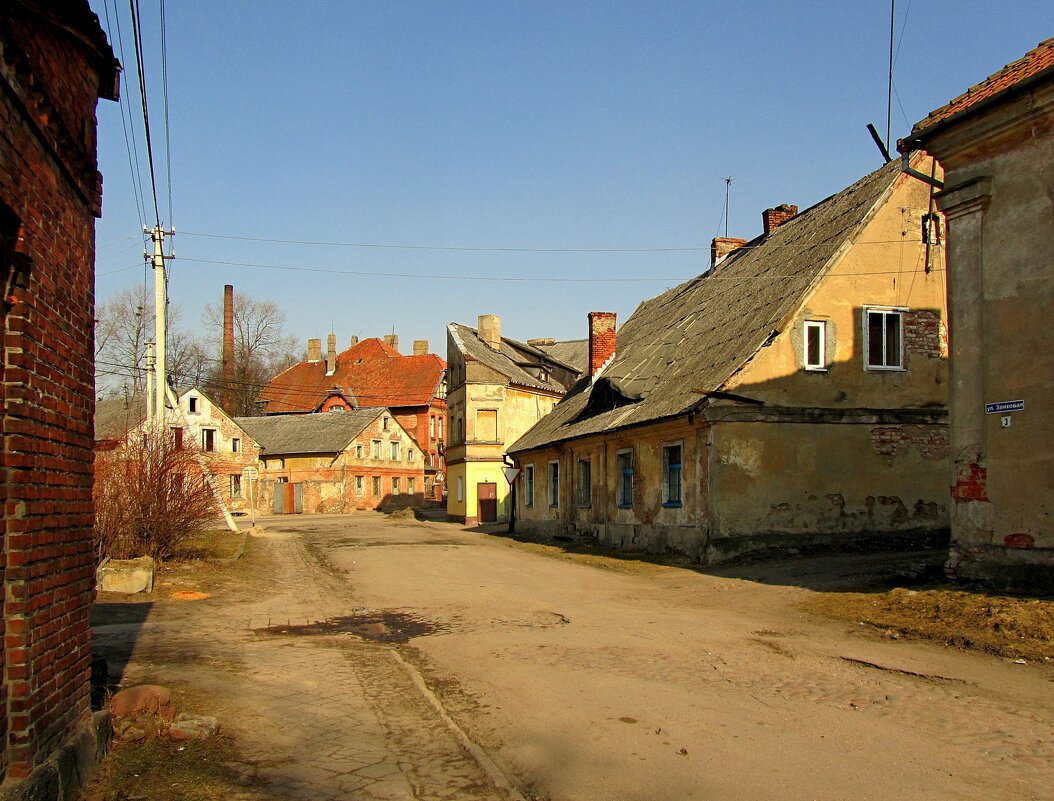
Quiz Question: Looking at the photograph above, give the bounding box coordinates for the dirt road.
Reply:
[93,514,1054,801]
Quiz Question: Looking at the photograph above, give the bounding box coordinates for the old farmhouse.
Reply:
[510,157,951,564]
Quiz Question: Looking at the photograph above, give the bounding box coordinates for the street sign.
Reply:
[985,400,1024,415]
[502,466,521,484]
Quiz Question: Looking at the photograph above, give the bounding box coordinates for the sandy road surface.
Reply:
[94,514,1054,801]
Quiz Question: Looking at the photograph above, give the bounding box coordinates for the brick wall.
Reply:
[904,310,946,359]
[1,3,115,782]
[588,312,617,378]
[869,424,950,464]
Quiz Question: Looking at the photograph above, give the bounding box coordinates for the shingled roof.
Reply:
[909,37,1054,138]
[510,159,904,454]
[257,338,446,414]
[449,324,582,393]
[235,409,382,456]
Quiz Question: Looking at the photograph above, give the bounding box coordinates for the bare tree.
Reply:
[201,291,301,417]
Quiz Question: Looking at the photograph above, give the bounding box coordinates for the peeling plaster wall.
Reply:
[708,421,948,561]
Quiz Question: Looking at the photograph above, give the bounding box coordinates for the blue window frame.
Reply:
[662,443,682,507]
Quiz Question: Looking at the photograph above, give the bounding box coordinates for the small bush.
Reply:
[95,430,220,561]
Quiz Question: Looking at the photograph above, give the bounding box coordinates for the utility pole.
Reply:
[145,341,155,423]
[148,225,174,428]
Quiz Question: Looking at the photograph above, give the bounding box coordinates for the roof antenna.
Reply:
[723,177,732,237]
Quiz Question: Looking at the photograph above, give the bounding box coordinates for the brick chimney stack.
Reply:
[588,312,617,379]
[413,339,429,356]
[307,338,322,362]
[350,336,359,348]
[326,333,337,375]
[763,204,798,236]
[478,314,501,351]
[711,237,748,270]
[383,334,399,352]
[222,284,234,410]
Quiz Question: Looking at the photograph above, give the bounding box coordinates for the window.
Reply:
[804,320,826,370]
[230,474,242,499]
[171,427,183,450]
[407,448,414,462]
[549,461,560,508]
[188,396,198,414]
[865,307,905,370]
[457,476,464,502]
[355,476,365,496]
[372,476,382,496]
[576,459,591,506]
[201,429,216,452]
[390,441,400,460]
[355,444,364,459]
[476,409,498,442]
[371,439,382,459]
[383,415,390,431]
[392,477,401,495]
[617,450,634,508]
[408,477,416,495]
[232,437,241,453]
[430,416,436,439]
[438,418,444,441]
[524,464,535,508]
[662,443,682,507]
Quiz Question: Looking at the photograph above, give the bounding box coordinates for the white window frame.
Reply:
[390,441,400,461]
[201,428,216,452]
[229,474,242,499]
[548,460,560,508]
[616,449,634,508]
[864,306,907,371]
[661,441,683,508]
[407,476,416,495]
[392,476,401,495]
[372,475,382,496]
[371,439,382,459]
[524,464,535,508]
[803,320,827,371]
[231,437,241,453]
[355,475,365,497]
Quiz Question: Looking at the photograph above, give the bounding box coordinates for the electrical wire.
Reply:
[128,0,162,228]
[159,0,174,226]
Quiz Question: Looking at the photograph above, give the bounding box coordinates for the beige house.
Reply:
[510,158,951,563]
[899,37,1054,590]
[446,316,584,524]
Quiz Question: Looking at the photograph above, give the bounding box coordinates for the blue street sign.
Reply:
[985,400,1024,414]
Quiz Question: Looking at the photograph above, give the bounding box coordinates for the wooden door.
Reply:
[477,482,498,523]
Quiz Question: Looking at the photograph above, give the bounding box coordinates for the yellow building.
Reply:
[445,316,584,525]
[511,157,952,563]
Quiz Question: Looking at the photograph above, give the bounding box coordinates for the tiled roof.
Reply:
[234,409,381,456]
[449,324,582,393]
[510,159,904,453]
[911,37,1054,136]
[535,339,588,374]
[257,338,446,414]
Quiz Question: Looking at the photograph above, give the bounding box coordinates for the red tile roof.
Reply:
[258,338,446,414]
[912,37,1054,135]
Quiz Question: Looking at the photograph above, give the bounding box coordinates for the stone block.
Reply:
[96,557,155,594]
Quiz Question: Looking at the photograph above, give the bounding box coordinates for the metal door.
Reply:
[477,482,498,523]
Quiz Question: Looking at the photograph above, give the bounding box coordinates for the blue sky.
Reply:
[90,1,1052,357]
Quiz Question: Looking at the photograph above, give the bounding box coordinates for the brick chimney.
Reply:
[413,339,429,356]
[326,333,337,375]
[763,204,798,236]
[307,338,322,362]
[350,336,359,348]
[478,314,501,351]
[383,334,399,352]
[711,237,748,270]
[588,312,617,379]
[527,338,556,347]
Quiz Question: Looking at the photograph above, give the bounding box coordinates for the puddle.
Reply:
[254,611,440,643]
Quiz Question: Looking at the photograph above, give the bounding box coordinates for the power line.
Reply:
[159,0,174,225]
[128,0,162,227]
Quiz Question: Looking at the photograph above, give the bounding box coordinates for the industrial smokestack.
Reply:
[222,285,235,410]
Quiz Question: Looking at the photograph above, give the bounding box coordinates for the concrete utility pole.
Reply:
[145,341,155,423]
[148,225,174,428]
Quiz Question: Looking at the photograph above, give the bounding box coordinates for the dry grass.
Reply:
[803,587,1054,663]
[78,733,271,801]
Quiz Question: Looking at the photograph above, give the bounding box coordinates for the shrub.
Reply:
[95,429,220,560]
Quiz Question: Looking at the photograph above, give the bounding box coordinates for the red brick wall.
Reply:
[588,312,617,378]
[1,6,113,781]
[393,399,447,500]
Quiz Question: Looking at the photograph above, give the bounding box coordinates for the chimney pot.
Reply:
[710,237,748,270]
[527,338,556,347]
[413,339,429,356]
[763,204,798,236]
[588,312,617,379]
[478,314,501,351]
[326,333,337,375]
[350,336,359,347]
[307,338,322,362]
